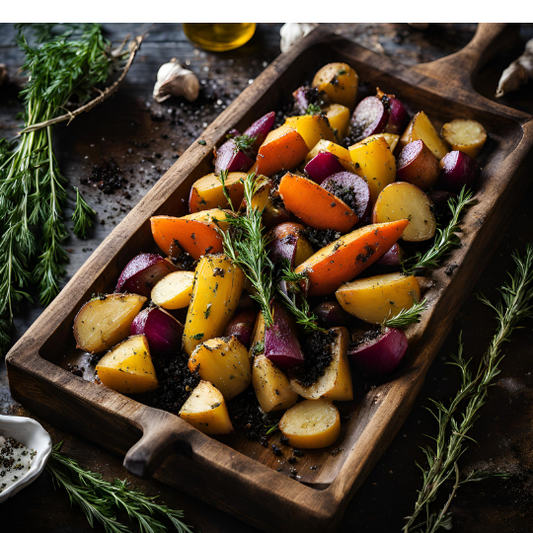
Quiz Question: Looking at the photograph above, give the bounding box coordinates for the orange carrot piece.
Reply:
[151,213,225,260]
[278,173,358,232]
[294,220,410,296]
[254,124,309,177]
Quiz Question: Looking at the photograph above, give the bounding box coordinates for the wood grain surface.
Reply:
[2,23,533,533]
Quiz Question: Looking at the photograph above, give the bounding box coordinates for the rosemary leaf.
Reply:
[403,187,476,275]
[382,299,427,329]
[404,243,533,533]
[46,443,194,533]
[72,187,97,238]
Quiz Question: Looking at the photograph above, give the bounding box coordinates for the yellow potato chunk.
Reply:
[252,354,298,413]
[279,399,341,449]
[285,114,336,150]
[183,254,245,356]
[95,335,158,394]
[312,62,359,110]
[188,172,246,212]
[188,336,251,399]
[179,380,234,435]
[441,118,487,158]
[73,293,147,354]
[360,133,400,154]
[348,136,396,203]
[151,271,195,310]
[409,111,449,160]
[335,272,421,324]
[372,181,436,242]
[289,327,353,401]
[324,103,351,140]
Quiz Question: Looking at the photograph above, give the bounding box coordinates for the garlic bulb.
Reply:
[279,23,317,54]
[495,38,533,98]
[153,58,200,103]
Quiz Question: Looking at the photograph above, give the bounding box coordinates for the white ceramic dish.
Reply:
[0,414,52,504]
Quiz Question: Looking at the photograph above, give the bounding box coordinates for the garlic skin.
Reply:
[495,38,533,98]
[279,23,317,54]
[153,58,200,103]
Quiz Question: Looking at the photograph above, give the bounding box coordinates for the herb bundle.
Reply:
[0,24,137,356]
[46,443,193,533]
[404,243,533,533]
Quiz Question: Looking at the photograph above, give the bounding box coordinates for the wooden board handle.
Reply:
[410,23,519,88]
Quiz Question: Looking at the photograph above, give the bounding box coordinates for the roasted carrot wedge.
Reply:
[278,173,358,232]
[151,208,229,260]
[252,124,308,177]
[294,219,409,296]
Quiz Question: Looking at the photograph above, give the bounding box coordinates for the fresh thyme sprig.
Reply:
[0,24,135,357]
[404,243,533,533]
[72,187,97,238]
[276,260,326,333]
[382,299,427,329]
[403,187,476,276]
[219,172,274,327]
[46,443,194,533]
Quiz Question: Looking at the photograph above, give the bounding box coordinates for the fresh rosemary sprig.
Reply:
[72,187,97,238]
[0,24,132,356]
[404,243,533,533]
[276,260,326,333]
[382,299,427,329]
[219,172,275,327]
[403,187,476,276]
[217,169,235,211]
[233,134,256,153]
[46,443,194,533]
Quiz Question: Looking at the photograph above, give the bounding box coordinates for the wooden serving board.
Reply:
[6,23,533,532]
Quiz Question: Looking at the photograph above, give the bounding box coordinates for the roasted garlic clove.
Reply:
[153,58,200,103]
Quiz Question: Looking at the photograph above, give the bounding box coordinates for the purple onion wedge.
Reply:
[116,253,178,298]
[304,151,346,184]
[350,96,390,143]
[130,306,183,358]
[243,111,276,153]
[384,95,408,135]
[312,301,349,328]
[436,150,479,193]
[264,302,305,369]
[321,172,372,221]
[224,308,258,348]
[348,327,408,375]
[213,138,255,174]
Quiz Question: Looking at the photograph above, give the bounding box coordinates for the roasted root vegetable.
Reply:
[246,177,291,229]
[74,293,147,354]
[379,89,409,135]
[268,222,314,268]
[372,182,436,242]
[361,132,400,154]
[115,253,178,298]
[188,172,246,212]
[179,380,234,435]
[335,272,421,324]
[183,254,245,356]
[295,219,409,296]
[290,327,353,401]
[188,336,251,399]
[213,137,254,175]
[321,172,372,222]
[150,208,228,260]
[437,150,479,193]
[223,307,258,348]
[312,302,349,328]
[252,124,308,177]
[279,399,341,449]
[304,150,346,184]
[396,140,440,191]
[440,118,487,158]
[324,103,351,139]
[350,95,390,143]
[252,354,298,413]
[401,111,449,160]
[278,173,358,233]
[151,270,195,310]
[349,327,408,375]
[95,335,159,394]
[312,62,359,110]
[305,139,354,172]
[284,114,336,150]
[130,306,183,357]
[348,135,396,203]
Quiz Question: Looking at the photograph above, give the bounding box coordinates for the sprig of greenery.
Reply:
[382,299,427,329]
[219,173,274,327]
[276,259,326,333]
[403,187,476,276]
[72,187,97,238]
[305,103,322,115]
[0,24,131,356]
[404,243,533,533]
[233,134,256,153]
[217,169,235,211]
[46,443,194,533]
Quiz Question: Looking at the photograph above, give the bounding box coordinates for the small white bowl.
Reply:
[0,414,52,504]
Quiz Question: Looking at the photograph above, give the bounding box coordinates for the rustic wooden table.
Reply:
[1,22,533,533]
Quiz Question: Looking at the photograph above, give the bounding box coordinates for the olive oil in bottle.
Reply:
[183,24,256,52]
